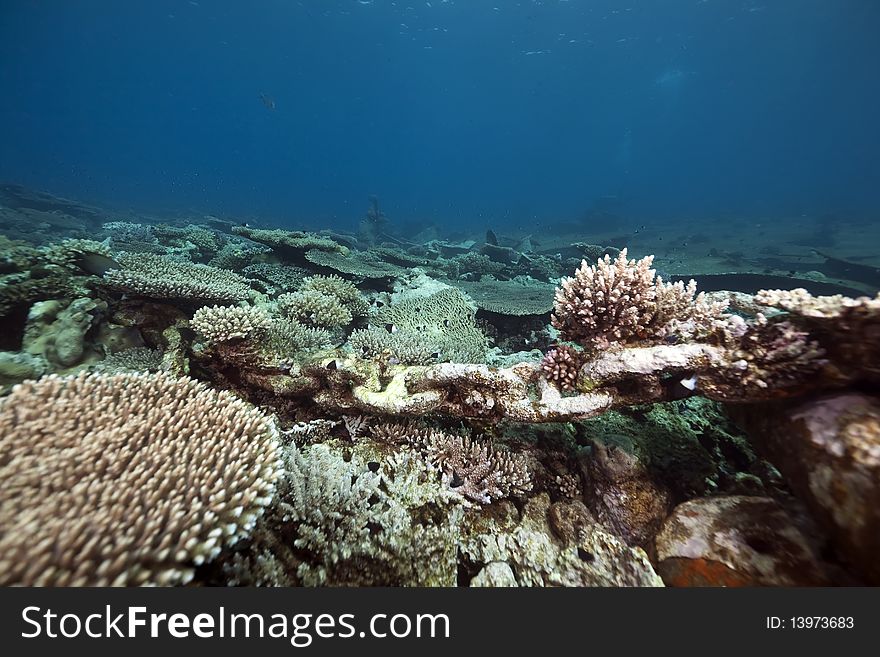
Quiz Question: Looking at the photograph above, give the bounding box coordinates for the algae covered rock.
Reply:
[459,493,663,587]
[655,496,830,586]
[729,392,880,583]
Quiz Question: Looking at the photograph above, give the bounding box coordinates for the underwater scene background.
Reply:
[0,0,878,587]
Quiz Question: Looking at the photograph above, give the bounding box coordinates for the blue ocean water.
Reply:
[1,0,878,234]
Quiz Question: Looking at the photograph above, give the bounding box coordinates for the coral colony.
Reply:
[1,213,879,587]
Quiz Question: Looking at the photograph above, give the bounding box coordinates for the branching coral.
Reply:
[104,253,253,302]
[424,432,533,504]
[300,274,360,304]
[0,372,282,586]
[541,344,583,391]
[300,274,369,317]
[373,287,488,363]
[277,290,352,328]
[242,442,463,586]
[267,318,332,353]
[552,249,728,350]
[191,304,272,343]
[369,421,532,503]
[348,326,440,365]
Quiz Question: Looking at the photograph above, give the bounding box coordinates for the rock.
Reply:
[0,350,47,389]
[583,439,672,548]
[460,493,663,587]
[23,297,106,369]
[470,562,518,587]
[655,496,829,586]
[729,393,880,583]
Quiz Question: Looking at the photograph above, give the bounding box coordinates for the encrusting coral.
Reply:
[0,372,283,586]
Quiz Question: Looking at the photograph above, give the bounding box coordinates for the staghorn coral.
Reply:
[191,304,273,343]
[103,252,253,302]
[541,344,583,391]
[94,346,164,373]
[0,372,282,586]
[369,421,531,504]
[552,249,728,350]
[342,414,371,440]
[370,419,439,447]
[277,290,352,328]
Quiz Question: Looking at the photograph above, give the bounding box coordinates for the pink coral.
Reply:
[541,345,582,391]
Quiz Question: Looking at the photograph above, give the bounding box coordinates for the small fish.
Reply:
[679,375,698,391]
[75,252,122,277]
[259,92,276,111]
[384,323,397,333]
[443,319,450,328]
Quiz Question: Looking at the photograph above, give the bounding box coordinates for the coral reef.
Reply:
[372,287,488,363]
[277,290,353,328]
[4,210,879,590]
